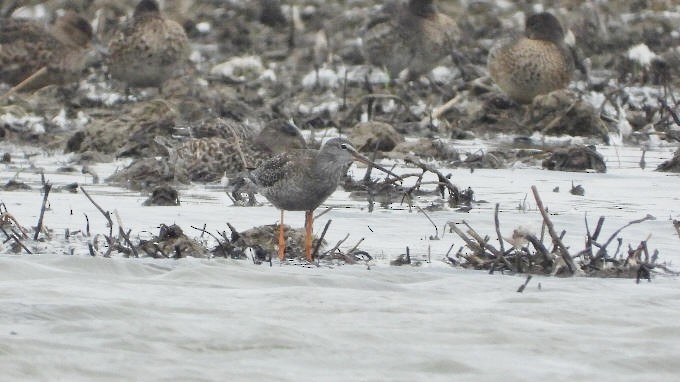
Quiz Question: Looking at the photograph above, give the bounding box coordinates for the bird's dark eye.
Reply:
[340,144,348,149]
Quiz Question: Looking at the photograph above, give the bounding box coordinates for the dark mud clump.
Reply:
[542,145,607,173]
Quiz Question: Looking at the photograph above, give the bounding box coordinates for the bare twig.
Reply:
[311,219,332,260]
[517,275,533,293]
[416,205,439,239]
[114,210,139,258]
[0,66,47,101]
[494,203,505,253]
[594,214,656,260]
[34,183,51,240]
[80,187,113,232]
[531,185,578,274]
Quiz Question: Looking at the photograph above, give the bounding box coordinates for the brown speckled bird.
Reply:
[362,0,458,80]
[0,12,93,91]
[107,0,189,90]
[487,12,574,104]
[167,119,307,182]
[249,137,401,262]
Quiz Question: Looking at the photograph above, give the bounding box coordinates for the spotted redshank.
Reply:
[0,11,93,91]
[108,0,189,91]
[362,0,458,80]
[249,137,400,262]
[487,12,574,103]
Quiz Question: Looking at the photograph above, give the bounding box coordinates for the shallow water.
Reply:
[0,140,679,381]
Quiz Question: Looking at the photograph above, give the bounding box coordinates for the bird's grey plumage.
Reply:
[250,137,356,211]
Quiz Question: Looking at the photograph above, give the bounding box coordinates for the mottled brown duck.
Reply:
[487,12,574,104]
[107,0,189,91]
[0,12,93,92]
[362,0,458,80]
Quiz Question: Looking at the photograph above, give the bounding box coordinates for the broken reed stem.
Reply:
[226,124,250,170]
[34,183,51,240]
[311,219,332,260]
[314,207,333,220]
[9,232,32,254]
[594,214,656,260]
[517,275,533,293]
[494,203,505,253]
[114,210,139,258]
[190,225,228,257]
[346,237,364,255]
[83,213,90,236]
[416,205,439,239]
[530,185,578,275]
[0,66,47,101]
[80,186,113,233]
[448,222,484,254]
[326,233,350,256]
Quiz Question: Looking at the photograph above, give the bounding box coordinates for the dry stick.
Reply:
[80,186,115,256]
[2,212,29,238]
[314,207,333,220]
[0,226,11,242]
[517,275,533,293]
[346,237,365,256]
[405,157,460,201]
[84,213,90,236]
[530,185,579,275]
[114,210,139,258]
[80,187,113,232]
[33,183,52,240]
[431,93,463,121]
[0,67,47,101]
[416,206,439,239]
[226,124,250,170]
[311,219,332,260]
[594,214,656,260]
[447,222,484,254]
[190,225,227,257]
[494,203,505,253]
[1,225,32,254]
[12,234,32,254]
[325,233,350,256]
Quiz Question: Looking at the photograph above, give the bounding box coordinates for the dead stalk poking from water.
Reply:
[34,183,51,240]
[531,185,579,275]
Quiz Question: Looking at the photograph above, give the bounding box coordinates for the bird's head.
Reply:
[134,0,160,18]
[525,12,565,43]
[321,137,402,180]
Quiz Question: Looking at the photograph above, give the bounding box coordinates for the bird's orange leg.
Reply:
[278,209,285,261]
[305,210,313,262]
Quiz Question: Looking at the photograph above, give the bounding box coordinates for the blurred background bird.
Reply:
[487,12,574,104]
[107,0,189,93]
[362,0,459,81]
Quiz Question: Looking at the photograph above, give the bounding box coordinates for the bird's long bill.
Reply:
[349,150,402,181]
